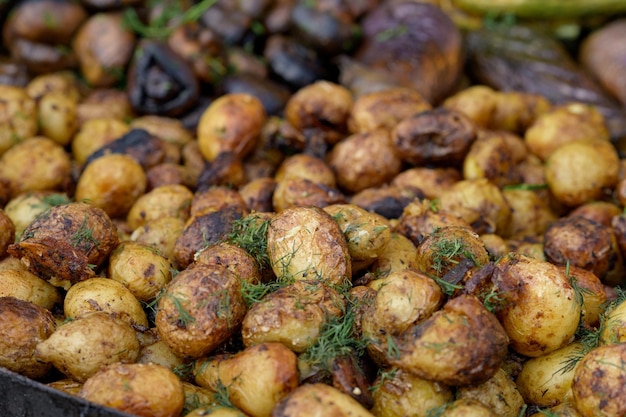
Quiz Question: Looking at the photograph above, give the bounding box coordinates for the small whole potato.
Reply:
[0,136,72,198]
[193,242,262,285]
[137,340,186,372]
[571,343,626,417]
[194,342,299,417]
[0,208,15,257]
[271,177,346,213]
[76,153,147,218]
[129,216,185,264]
[391,167,461,200]
[0,296,56,379]
[274,153,336,188]
[72,117,130,165]
[155,263,246,359]
[370,369,453,417]
[35,311,140,382]
[64,277,149,328]
[598,297,626,345]
[272,382,375,417]
[0,84,38,156]
[0,268,61,309]
[501,188,557,240]
[434,399,497,417]
[197,93,266,162]
[127,184,193,232]
[4,191,71,238]
[364,232,419,279]
[79,362,185,417]
[457,368,525,417]
[267,206,351,286]
[37,90,78,146]
[545,139,619,207]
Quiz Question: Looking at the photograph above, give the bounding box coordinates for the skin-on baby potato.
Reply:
[432,399,497,417]
[516,341,583,407]
[544,216,617,280]
[238,177,277,213]
[0,296,56,379]
[155,263,247,359]
[437,178,512,235]
[76,88,134,125]
[349,184,421,220]
[72,117,130,165]
[267,206,351,286]
[571,343,626,417]
[79,362,185,417]
[463,130,526,187]
[130,115,193,148]
[545,138,619,208]
[194,342,299,417]
[3,192,70,238]
[75,153,148,218]
[323,204,391,273]
[598,297,626,345]
[559,265,606,328]
[0,84,38,156]
[35,311,140,382]
[194,242,263,285]
[274,153,336,188]
[64,277,149,328]
[442,85,498,129]
[501,188,557,240]
[347,87,432,133]
[0,208,15,257]
[108,241,173,302]
[271,382,375,417]
[0,136,72,198]
[127,184,193,231]
[328,129,403,194]
[370,369,453,417]
[525,103,610,161]
[271,177,346,213]
[491,254,581,357]
[391,167,461,200]
[130,216,185,265]
[190,186,248,217]
[8,202,119,288]
[489,91,552,133]
[0,268,61,309]
[457,368,525,417]
[197,93,266,162]
[241,281,344,352]
[284,80,353,145]
[362,232,419,281]
[137,340,187,373]
[37,90,78,146]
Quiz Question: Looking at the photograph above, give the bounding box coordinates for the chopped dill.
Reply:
[166,293,195,326]
[227,214,271,270]
[427,273,464,296]
[369,368,398,393]
[239,279,287,307]
[502,183,548,191]
[70,215,99,251]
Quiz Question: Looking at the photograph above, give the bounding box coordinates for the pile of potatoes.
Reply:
[2,42,626,417]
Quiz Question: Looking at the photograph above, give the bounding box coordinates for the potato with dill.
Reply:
[457,368,525,417]
[4,192,71,238]
[155,262,247,359]
[194,342,299,417]
[79,362,185,417]
[35,311,140,382]
[267,206,351,286]
[8,202,119,288]
[0,84,38,156]
[0,296,56,379]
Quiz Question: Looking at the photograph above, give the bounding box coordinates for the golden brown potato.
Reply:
[284,80,353,145]
[194,343,299,417]
[463,130,526,187]
[131,115,193,147]
[8,202,119,288]
[272,177,346,213]
[127,184,193,231]
[271,383,375,417]
[64,277,149,328]
[37,90,78,146]
[0,208,15,257]
[238,177,277,213]
[362,232,419,280]
[274,154,336,188]
[569,201,622,228]
[489,91,552,133]
[438,178,512,235]
[443,85,498,129]
[491,254,581,357]
[516,341,583,407]
[433,399,497,417]
[559,265,606,328]
[72,117,130,164]
[457,368,524,417]
[525,103,610,161]
[391,167,461,200]
[415,226,490,280]
[130,216,186,264]
[480,233,509,260]
[155,263,246,359]
[323,204,391,273]
[501,188,557,240]
[76,153,147,218]
[0,136,72,198]
[391,295,509,386]
[267,206,351,286]
[392,108,477,167]
[598,297,626,345]
[349,184,421,220]
[190,186,248,217]
[193,242,262,285]
[0,296,56,378]
[0,268,61,309]
[76,88,134,125]
[328,129,402,194]
[395,199,472,247]
[79,362,185,417]
[544,216,617,280]
[370,369,453,417]
[35,311,140,382]
[241,281,344,352]
[0,84,38,156]
[348,87,431,133]
[25,71,81,102]
[181,381,223,413]
[197,93,266,162]
[137,340,187,373]
[3,191,71,238]
[545,139,619,207]
[571,343,626,417]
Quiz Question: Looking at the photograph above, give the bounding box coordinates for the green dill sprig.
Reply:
[430,233,478,275]
[239,279,287,307]
[502,183,548,191]
[70,215,99,251]
[227,214,271,270]
[368,367,398,393]
[167,293,195,326]
[427,273,464,296]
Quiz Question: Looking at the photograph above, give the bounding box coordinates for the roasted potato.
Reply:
[271,383,375,417]
[37,90,78,146]
[0,84,38,156]
[127,184,193,231]
[3,192,70,238]
[598,297,626,345]
[0,296,56,378]
[457,368,525,417]
[130,216,186,265]
[0,268,61,309]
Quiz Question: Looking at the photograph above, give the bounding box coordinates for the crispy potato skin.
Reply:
[572,343,626,417]
[155,263,246,359]
[457,368,525,417]
[195,343,299,417]
[391,295,509,386]
[271,383,375,417]
[0,296,55,378]
[79,363,185,417]
[267,206,351,286]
